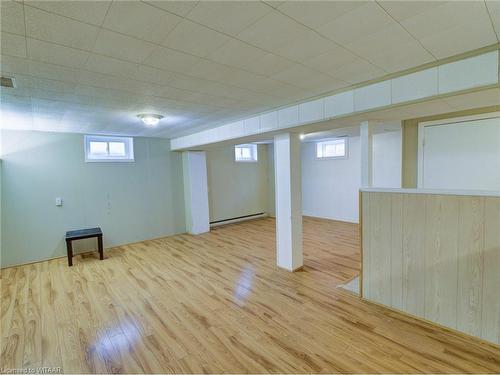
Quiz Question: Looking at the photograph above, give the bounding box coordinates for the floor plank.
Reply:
[1,217,499,373]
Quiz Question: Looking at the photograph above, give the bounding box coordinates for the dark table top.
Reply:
[66,227,102,239]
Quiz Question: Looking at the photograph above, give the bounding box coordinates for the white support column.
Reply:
[182,151,210,234]
[274,133,303,271]
[360,121,374,188]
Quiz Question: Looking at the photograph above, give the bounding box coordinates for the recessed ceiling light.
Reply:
[137,113,163,126]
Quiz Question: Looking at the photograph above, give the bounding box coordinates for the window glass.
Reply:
[85,135,134,162]
[316,138,347,159]
[235,144,257,162]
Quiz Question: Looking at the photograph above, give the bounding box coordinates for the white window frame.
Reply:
[84,135,134,162]
[234,144,258,163]
[315,138,348,160]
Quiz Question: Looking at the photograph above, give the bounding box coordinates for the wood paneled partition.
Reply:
[361,190,500,345]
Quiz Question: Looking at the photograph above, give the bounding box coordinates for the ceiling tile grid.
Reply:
[1,0,498,138]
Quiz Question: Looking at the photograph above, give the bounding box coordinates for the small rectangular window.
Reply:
[84,135,134,162]
[316,138,348,159]
[235,144,258,162]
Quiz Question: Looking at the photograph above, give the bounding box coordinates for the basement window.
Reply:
[84,135,134,162]
[316,138,348,159]
[235,144,258,162]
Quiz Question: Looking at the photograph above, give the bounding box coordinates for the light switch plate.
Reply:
[55,197,63,206]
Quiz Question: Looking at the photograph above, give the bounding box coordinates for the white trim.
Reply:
[417,111,500,188]
[210,213,268,227]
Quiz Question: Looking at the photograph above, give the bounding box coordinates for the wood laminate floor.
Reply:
[1,217,499,373]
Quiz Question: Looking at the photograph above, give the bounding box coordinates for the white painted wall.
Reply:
[183,151,210,234]
[373,131,402,188]
[301,130,402,223]
[302,137,361,223]
[1,130,186,267]
[267,143,275,217]
[206,144,268,223]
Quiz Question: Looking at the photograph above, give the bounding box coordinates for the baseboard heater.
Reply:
[210,212,267,227]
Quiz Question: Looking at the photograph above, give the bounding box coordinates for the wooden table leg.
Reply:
[66,240,73,267]
[98,235,104,260]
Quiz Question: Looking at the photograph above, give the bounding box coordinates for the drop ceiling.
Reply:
[1,0,499,138]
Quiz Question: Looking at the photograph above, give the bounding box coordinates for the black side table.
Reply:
[65,227,103,266]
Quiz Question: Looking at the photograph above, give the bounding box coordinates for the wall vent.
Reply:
[0,76,15,88]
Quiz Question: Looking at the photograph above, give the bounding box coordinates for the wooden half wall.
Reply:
[361,189,500,345]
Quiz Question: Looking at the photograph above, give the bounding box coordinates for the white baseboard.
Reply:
[210,213,268,227]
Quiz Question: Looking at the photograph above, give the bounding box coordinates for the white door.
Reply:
[419,115,500,190]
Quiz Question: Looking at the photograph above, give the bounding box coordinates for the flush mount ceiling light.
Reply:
[137,113,163,126]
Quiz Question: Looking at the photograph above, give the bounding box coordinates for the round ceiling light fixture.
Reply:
[137,113,163,126]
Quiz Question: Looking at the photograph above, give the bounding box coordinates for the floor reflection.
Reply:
[233,265,255,305]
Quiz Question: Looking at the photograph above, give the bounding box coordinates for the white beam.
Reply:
[360,121,373,188]
[274,133,303,271]
[182,151,210,234]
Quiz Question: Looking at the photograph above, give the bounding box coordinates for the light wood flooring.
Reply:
[1,217,499,373]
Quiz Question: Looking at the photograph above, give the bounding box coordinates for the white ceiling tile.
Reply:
[207,39,267,69]
[1,32,27,58]
[143,1,199,17]
[144,46,202,74]
[274,31,338,62]
[1,0,25,35]
[24,1,111,26]
[161,20,229,58]
[28,60,82,83]
[237,11,309,51]
[240,53,297,77]
[186,59,237,81]
[486,1,500,40]
[16,74,77,93]
[277,0,368,29]
[303,45,358,73]
[419,20,497,59]
[272,64,345,92]
[378,1,448,22]
[330,59,386,85]
[186,1,272,35]
[27,38,90,69]
[317,2,394,45]
[85,54,138,78]
[345,24,418,60]
[263,1,285,9]
[25,6,100,50]
[2,0,498,139]
[103,1,182,44]
[367,42,434,73]
[401,1,490,40]
[166,75,213,93]
[92,29,156,63]
[132,65,174,86]
[0,54,32,75]
[267,82,314,100]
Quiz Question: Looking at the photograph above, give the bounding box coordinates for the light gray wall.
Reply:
[1,130,185,267]
[206,144,268,222]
